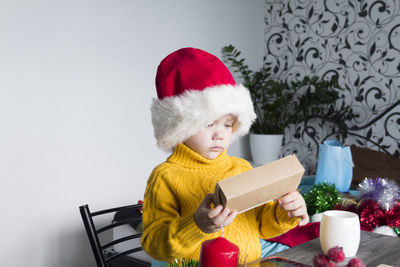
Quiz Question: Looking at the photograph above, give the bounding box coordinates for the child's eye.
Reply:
[207,122,214,127]
[225,124,233,128]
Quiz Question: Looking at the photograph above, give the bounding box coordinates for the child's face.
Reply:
[184,114,236,159]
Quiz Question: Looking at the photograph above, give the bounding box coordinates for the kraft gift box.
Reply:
[213,154,305,213]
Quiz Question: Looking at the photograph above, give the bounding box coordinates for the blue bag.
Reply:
[315,140,353,192]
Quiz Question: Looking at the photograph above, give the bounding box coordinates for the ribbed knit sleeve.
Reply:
[141,166,211,261]
[256,200,300,239]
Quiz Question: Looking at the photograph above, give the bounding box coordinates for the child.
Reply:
[141,47,309,265]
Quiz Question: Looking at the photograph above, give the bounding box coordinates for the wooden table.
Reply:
[246,231,400,266]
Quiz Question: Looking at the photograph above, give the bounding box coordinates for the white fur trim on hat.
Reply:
[151,84,256,151]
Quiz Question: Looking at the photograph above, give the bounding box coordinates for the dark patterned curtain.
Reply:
[264,0,400,174]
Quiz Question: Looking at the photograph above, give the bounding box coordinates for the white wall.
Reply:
[0,1,265,266]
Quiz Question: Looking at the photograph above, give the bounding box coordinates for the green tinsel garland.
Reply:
[167,258,199,267]
[394,227,400,236]
[302,182,341,216]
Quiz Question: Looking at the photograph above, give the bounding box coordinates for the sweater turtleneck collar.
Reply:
[167,143,232,172]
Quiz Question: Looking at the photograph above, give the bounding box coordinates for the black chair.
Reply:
[79,203,151,267]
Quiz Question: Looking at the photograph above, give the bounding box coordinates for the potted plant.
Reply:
[221,45,356,164]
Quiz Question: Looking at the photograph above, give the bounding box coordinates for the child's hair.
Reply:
[151,47,256,151]
[231,115,240,133]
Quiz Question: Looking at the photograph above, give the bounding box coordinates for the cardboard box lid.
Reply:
[213,154,305,213]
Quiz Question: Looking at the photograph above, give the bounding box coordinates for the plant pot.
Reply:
[249,134,283,165]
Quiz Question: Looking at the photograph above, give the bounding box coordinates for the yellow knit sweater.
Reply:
[141,143,299,264]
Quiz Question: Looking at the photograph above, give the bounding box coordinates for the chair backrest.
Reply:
[79,203,149,267]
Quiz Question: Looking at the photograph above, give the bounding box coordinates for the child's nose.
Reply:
[212,129,224,140]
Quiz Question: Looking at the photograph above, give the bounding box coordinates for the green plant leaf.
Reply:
[221,45,356,137]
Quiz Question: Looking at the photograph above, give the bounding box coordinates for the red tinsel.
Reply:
[334,197,400,232]
[357,200,385,231]
[137,200,143,213]
[333,203,357,213]
[385,202,400,228]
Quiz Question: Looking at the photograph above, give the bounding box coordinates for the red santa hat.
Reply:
[151,47,256,151]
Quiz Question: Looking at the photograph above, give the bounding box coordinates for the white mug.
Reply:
[320,210,360,257]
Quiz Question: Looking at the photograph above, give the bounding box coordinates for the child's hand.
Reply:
[193,194,238,233]
[278,191,309,226]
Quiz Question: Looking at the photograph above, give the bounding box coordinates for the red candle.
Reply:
[199,237,239,267]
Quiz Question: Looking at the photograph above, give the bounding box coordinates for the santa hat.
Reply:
[151,47,256,151]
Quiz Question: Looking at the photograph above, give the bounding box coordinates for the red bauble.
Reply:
[327,246,345,262]
[199,237,239,267]
[313,253,330,267]
[346,257,366,267]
